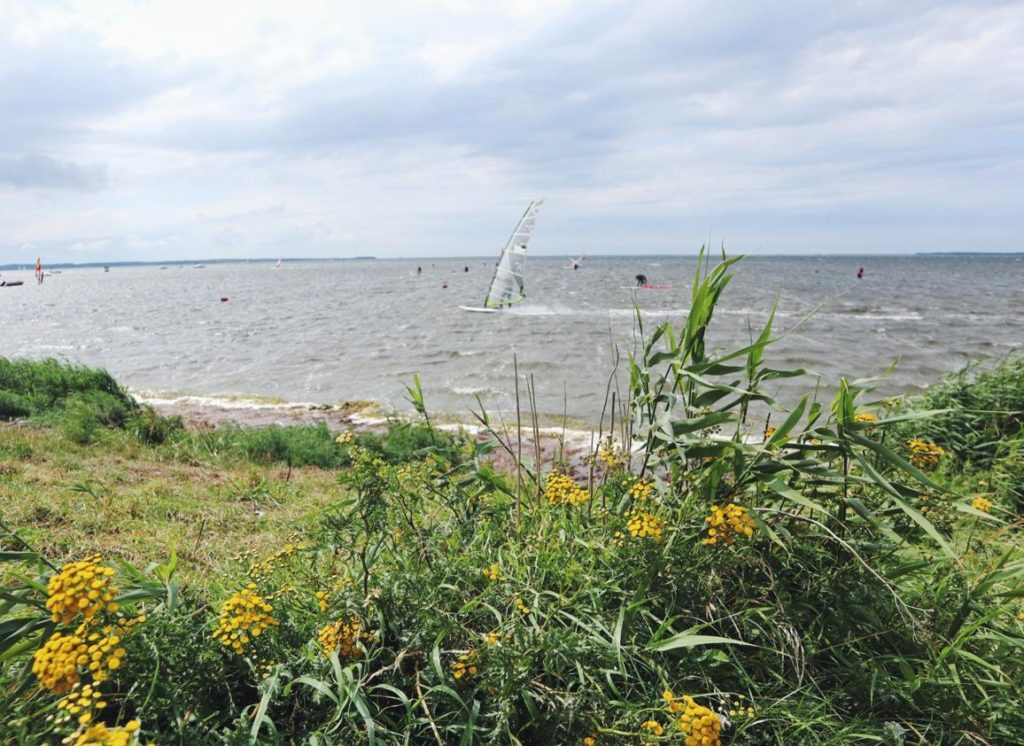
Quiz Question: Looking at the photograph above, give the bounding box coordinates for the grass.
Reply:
[1,251,1022,745]
[0,425,341,586]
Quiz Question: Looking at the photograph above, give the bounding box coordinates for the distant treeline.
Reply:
[0,257,376,271]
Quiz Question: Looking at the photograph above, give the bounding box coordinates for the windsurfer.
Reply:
[635,273,648,287]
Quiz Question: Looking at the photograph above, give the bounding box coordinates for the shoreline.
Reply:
[142,393,602,477]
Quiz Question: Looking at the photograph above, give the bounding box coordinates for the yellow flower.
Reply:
[640,718,664,736]
[248,543,304,580]
[854,412,878,424]
[582,737,597,746]
[597,438,628,470]
[664,691,721,745]
[971,495,993,514]
[450,651,479,680]
[544,473,589,506]
[318,616,370,659]
[625,509,665,541]
[702,503,756,546]
[213,587,278,655]
[481,563,504,582]
[46,555,118,625]
[62,719,147,746]
[335,431,354,444]
[907,439,946,469]
[628,479,654,502]
[32,626,128,695]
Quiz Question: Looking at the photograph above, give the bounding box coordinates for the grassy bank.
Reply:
[2,252,1022,745]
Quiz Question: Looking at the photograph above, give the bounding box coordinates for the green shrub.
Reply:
[128,406,184,445]
[896,357,1024,471]
[0,357,134,414]
[233,422,340,467]
[0,390,31,419]
[60,398,101,444]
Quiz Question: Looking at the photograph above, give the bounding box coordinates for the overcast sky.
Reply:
[1,0,1022,262]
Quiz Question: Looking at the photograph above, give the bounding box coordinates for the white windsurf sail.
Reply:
[480,198,543,310]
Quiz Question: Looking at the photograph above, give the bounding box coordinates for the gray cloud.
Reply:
[0,154,107,190]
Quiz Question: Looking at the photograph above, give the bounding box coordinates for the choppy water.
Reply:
[2,256,1022,424]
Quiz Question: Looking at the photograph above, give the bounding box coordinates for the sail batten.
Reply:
[482,198,543,309]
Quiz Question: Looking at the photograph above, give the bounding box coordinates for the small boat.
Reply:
[460,198,543,313]
[193,264,206,269]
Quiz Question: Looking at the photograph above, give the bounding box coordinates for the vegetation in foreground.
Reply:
[2,252,1023,745]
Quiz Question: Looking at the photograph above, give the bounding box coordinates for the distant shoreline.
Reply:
[4,252,1022,271]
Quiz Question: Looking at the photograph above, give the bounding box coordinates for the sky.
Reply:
[1,0,1022,262]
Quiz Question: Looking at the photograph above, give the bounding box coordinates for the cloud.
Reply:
[0,154,107,190]
[0,0,1022,261]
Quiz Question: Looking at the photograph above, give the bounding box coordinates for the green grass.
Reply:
[1,252,1021,745]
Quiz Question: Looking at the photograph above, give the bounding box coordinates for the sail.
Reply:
[483,198,543,309]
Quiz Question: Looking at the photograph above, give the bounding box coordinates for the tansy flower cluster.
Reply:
[545,473,589,506]
[213,585,278,655]
[32,557,151,744]
[54,682,106,726]
[46,555,118,625]
[703,503,756,546]
[315,590,329,612]
[484,631,501,646]
[854,412,878,424]
[640,719,664,737]
[628,479,654,502]
[971,496,993,513]
[725,694,755,720]
[626,509,665,541]
[33,626,128,694]
[62,718,148,746]
[481,563,505,582]
[335,431,354,444]
[248,543,303,580]
[514,596,531,615]
[907,439,946,469]
[450,651,479,680]
[664,691,721,746]
[318,616,371,659]
[597,438,628,470]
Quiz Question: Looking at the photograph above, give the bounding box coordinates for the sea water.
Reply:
[2,255,1022,424]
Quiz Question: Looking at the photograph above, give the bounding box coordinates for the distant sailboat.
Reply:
[274,258,282,269]
[460,198,543,313]
[567,252,586,270]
